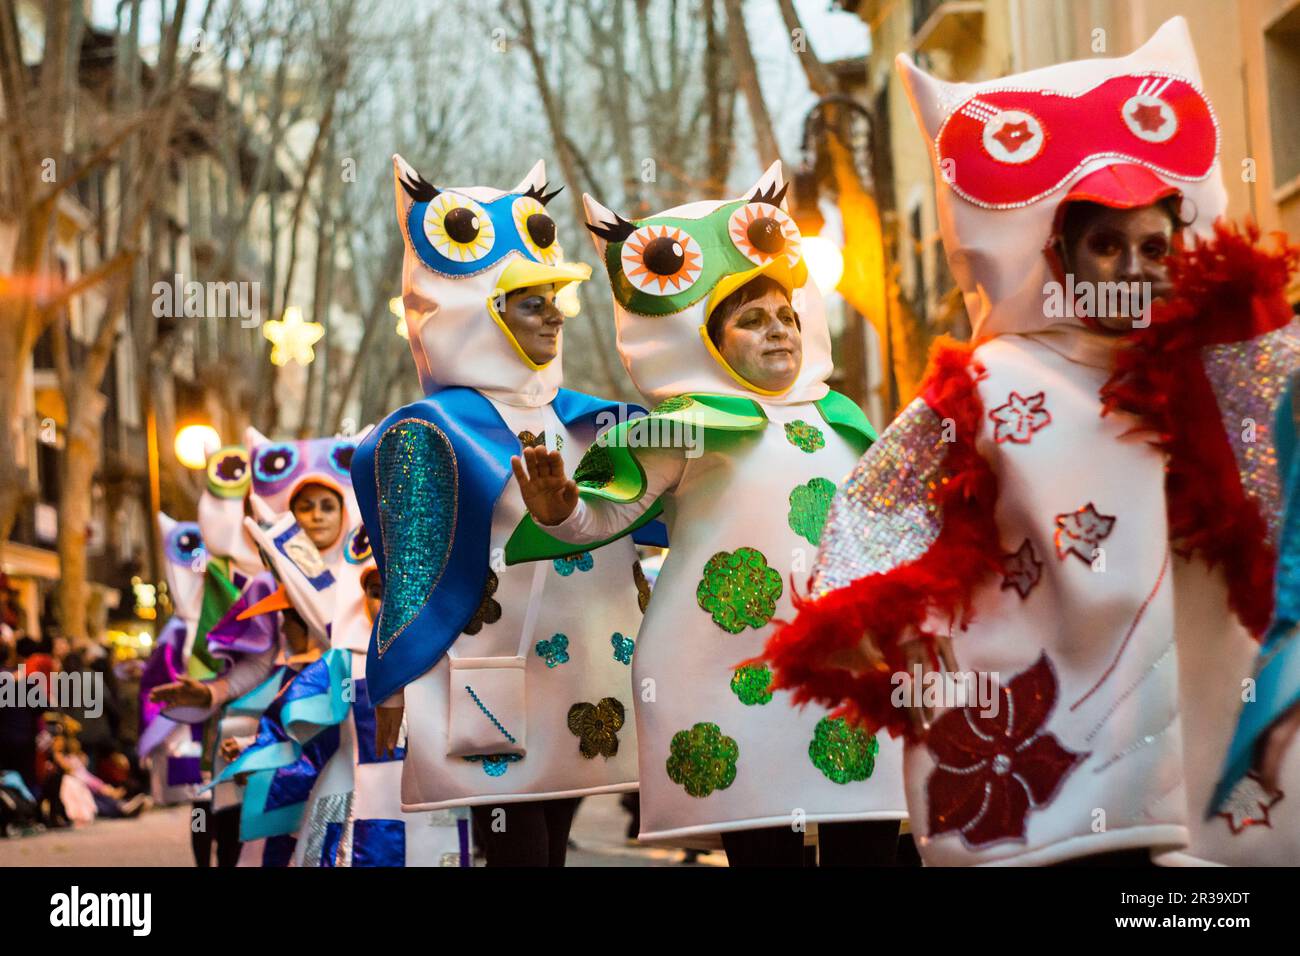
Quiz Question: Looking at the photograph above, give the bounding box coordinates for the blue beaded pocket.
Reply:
[446,657,528,758]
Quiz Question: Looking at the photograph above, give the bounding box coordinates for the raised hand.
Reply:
[511,445,579,527]
[148,675,214,709]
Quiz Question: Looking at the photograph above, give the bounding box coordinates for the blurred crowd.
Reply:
[0,573,152,836]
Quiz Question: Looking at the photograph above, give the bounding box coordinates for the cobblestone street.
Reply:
[0,794,726,867]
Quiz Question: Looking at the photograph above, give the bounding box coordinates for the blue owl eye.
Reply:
[329,442,355,478]
[344,525,372,564]
[423,193,494,263]
[167,524,204,565]
[253,444,299,484]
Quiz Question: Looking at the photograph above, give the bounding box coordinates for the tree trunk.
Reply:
[56,389,106,644]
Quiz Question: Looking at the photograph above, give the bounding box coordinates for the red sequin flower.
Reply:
[926,654,1087,849]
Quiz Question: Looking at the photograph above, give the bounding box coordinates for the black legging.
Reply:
[191,801,243,867]
[470,797,581,867]
[722,820,902,867]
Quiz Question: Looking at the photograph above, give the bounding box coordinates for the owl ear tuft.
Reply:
[244,426,271,451]
[524,181,564,206]
[746,161,789,209]
[896,53,965,143]
[582,193,634,258]
[392,153,437,237]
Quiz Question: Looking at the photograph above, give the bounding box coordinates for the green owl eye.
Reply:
[206,446,250,499]
[620,224,704,295]
[728,203,802,268]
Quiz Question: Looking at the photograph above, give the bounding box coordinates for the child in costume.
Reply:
[138,513,207,808]
[761,17,1300,865]
[508,162,906,865]
[214,488,469,867]
[352,156,651,867]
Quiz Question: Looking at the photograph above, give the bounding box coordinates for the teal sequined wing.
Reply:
[372,418,459,656]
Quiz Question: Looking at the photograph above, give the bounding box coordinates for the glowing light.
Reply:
[263,306,324,366]
[802,236,844,294]
[174,424,220,469]
[389,296,409,339]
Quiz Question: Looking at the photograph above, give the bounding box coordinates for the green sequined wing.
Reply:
[505,394,766,565]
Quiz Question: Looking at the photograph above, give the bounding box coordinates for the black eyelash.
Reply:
[748,181,790,208]
[399,170,440,203]
[524,181,564,206]
[586,213,636,244]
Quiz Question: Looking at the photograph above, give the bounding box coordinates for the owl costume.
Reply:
[504,162,906,844]
[203,431,467,866]
[351,156,655,814]
[137,513,207,805]
[762,17,1300,865]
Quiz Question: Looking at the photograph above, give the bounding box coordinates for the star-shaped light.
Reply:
[1216,773,1283,834]
[1002,538,1044,599]
[989,391,1052,444]
[263,306,324,366]
[993,121,1033,153]
[1129,102,1168,134]
[1054,503,1116,563]
[389,296,409,340]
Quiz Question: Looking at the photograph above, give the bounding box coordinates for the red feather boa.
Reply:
[759,339,1003,739]
[1100,222,1299,638]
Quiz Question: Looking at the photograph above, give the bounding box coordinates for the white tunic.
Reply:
[398,397,642,811]
[549,399,906,842]
[822,329,1300,865]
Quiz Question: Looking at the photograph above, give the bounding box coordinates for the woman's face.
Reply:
[500,283,563,365]
[1066,204,1174,332]
[290,483,343,551]
[713,288,802,392]
[363,573,382,625]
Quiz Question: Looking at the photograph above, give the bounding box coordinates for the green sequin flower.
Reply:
[652,395,694,415]
[788,477,837,546]
[567,697,625,759]
[730,663,773,706]
[784,420,825,453]
[696,547,783,634]
[574,443,615,489]
[666,722,739,797]
[808,716,878,784]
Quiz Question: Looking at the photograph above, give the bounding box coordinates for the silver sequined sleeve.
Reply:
[808,397,949,598]
[1201,322,1300,553]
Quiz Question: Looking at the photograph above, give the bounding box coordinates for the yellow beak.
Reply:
[494,257,592,297]
[704,254,808,321]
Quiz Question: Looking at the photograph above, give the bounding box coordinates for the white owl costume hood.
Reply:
[582,161,833,406]
[393,155,591,407]
[157,512,206,624]
[197,438,263,583]
[898,15,1225,344]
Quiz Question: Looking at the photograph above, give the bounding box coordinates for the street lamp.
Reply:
[174,423,220,470]
[802,235,845,294]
